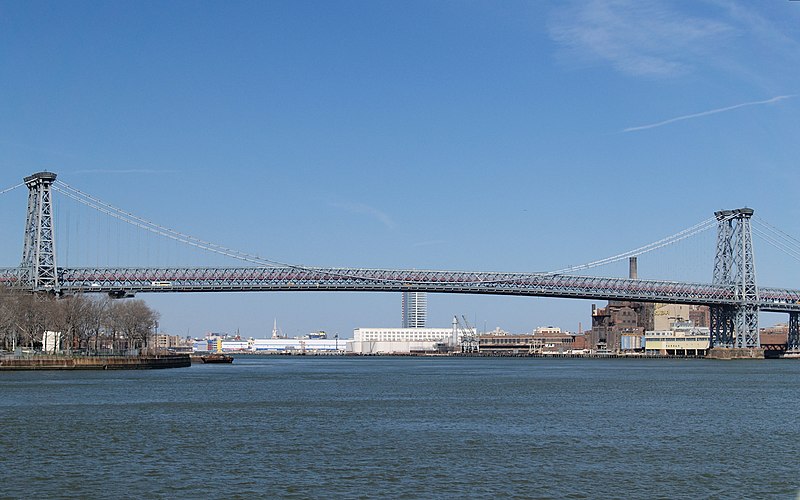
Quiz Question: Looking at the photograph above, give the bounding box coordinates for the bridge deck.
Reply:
[3,266,799,312]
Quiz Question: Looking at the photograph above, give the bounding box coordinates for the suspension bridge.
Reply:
[2,171,800,352]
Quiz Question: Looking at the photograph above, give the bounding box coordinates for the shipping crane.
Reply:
[455,315,479,353]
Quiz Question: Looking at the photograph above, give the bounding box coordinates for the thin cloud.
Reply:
[548,1,731,77]
[623,95,795,132]
[331,202,395,230]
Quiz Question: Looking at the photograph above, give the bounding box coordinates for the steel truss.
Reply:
[2,265,800,312]
[710,211,735,347]
[709,209,760,348]
[20,172,59,291]
[0,265,774,310]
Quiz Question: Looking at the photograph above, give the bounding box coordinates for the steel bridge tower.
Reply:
[710,208,759,349]
[21,172,59,291]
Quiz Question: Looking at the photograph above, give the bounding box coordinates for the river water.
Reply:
[1,356,799,499]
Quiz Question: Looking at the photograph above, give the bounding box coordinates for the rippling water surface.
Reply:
[1,357,799,499]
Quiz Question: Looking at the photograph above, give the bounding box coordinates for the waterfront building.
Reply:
[653,304,710,330]
[402,291,427,328]
[643,322,710,356]
[220,340,249,352]
[589,301,651,352]
[588,258,654,351]
[153,334,192,351]
[687,305,710,328]
[192,337,346,353]
[350,326,471,354]
[251,338,344,353]
[653,304,690,331]
[192,340,213,352]
[619,333,643,351]
[479,327,585,354]
[760,323,789,349]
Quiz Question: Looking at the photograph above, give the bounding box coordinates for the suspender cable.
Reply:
[52,179,724,287]
[548,215,723,275]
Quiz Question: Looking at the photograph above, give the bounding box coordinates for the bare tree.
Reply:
[107,299,160,352]
[80,296,109,354]
[15,293,54,350]
[0,287,58,351]
[85,296,110,354]
[0,286,22,351]
[51,294,95,354]
[0,286,161,356]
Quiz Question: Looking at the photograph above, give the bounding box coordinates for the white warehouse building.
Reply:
[251,338,344,353]
[349,327,475,354]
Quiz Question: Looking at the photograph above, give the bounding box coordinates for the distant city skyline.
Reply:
[1,1,799,337]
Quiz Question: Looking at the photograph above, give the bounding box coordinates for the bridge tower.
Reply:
[710,210,735,347]
[21,172,59,291]
[710,208,759,349]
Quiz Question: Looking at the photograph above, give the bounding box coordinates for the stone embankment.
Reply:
[0,354,191,370]
[705,347,765,360]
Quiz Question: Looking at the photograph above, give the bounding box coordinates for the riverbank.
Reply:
[0,354,191,370]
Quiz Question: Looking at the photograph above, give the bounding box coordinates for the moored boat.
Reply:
[199,353,234,364]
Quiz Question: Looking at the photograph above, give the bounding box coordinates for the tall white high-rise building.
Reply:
[402,291,427,328]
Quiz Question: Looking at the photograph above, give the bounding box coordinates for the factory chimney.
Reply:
[629,257,638,280]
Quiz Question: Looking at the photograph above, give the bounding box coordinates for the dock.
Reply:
[0,354,191,370]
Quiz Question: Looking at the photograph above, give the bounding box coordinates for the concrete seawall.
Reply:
[705,348,765,360]
[0,354,191,370]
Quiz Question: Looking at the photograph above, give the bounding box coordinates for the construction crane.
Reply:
[455,315,479,353]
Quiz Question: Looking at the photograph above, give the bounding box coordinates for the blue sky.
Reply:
[1,0,799,338]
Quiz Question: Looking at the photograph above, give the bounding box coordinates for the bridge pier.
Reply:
[734,305,760,349]
[788,312,800,353]
[709,305,735,348]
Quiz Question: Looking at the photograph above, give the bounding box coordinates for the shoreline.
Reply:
[0,354,191,370]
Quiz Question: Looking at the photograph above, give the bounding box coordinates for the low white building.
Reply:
[251,338,344,353]
[42,331,61,353]
[220,341,250,352]
[349,327,475,354]
[644,322,710,355]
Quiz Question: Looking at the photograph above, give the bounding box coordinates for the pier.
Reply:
[0,354,191,370]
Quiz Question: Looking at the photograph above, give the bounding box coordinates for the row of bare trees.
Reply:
[0,286,160,354]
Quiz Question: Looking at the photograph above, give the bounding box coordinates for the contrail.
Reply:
[331,201,396,229]
[624,95,795,132]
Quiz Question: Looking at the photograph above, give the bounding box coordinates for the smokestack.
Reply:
[629,256,638,280]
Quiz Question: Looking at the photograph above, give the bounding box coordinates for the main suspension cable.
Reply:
[54,181,434,284]
[55,181,291,268]
[0,183,24,196]
[549,215,723,275]
[753,216,800,255]
[52,179,731,286]
[751,223,800,264]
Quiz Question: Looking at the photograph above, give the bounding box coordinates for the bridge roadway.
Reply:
[3,266,800,313]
